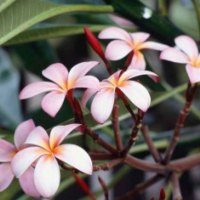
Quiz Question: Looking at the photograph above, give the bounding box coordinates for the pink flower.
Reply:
[160,35,200,84]
[98,27,168,70]
[19,61,99,117]
[0,119,40,198]
[82,69,159,123]
[11,124,93,198]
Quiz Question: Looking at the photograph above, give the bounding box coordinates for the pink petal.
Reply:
[0,164,14,191]
[25,126,50,150]
[42,63,68,86]
[91,88,115,123]
[11,147,46,177]
[41,91,66,117]
[14,119,35,149]
[119,81,151,112]
[131,32,150,43]
[0,139,15,162]
[119,69,159,83]
[128,52,146,70]
[160,47,189,63]
[19,81,59,99]
[34,156,60,198]
[19,167,41,198]
[98,26,132,42]
[141,41,169,50]
[186,64,200,84]
[81,88,98,107]
[49,124,81,149]
[175,35,198,60]
[55,144,92,175]
[73,75,99,90]
[68,61,99,84]
[105,40,132,60]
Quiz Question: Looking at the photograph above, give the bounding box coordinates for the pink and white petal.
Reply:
[55,144,92,174]
[98,26,132,42]
[119,69,159,83]
[141,41,169,50]
[160,47,189,63]
[34,156,60,198]
[25,126,49,150]
[127,52,146,70]
[19,81,59,99]
[41,91,66,117]
[0,163,14,191]
[19,167,41,198]
[91,88,115,123]
[14,119,35,149]
[119,81,151,112]
[42,63,68,86]
[11,147,46,177]
[105,40,132,61]
[81,88,98,107]
[186,64,200,84]
[50,124,81,149]
[107,70,121,83]
[0,139,15,162]
[131,32,150,43]
[175,35,198,60]
[68,61,99,82]
[72,76,99,90]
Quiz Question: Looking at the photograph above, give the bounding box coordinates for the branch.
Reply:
[171,172,182,200]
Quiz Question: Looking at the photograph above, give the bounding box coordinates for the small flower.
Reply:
[11,124,93,198]
[82,69,159,123]
[19,61,99,117]
[0,119,40,198]
[160,35,200,84]
[98,27,168,70]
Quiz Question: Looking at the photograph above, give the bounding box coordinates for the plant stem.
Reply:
[171,172,182,200]
[164,83,198,163]
[192,0,200,37]
[98,176,109,200]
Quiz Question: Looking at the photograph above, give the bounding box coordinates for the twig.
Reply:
[93,158,124,171]
[164,82,198,163]
[141,125,162,162]
[117,174,163,200]
[89,152,115,160]
[98,176,109,200]
[112,104,123,152]
[171,172,182,200]
[123,110,144,155]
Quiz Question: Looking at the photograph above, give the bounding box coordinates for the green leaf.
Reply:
[108,0,183,45]
[0,0,113,45]
[0,0,16,12]
[5,23,109,45]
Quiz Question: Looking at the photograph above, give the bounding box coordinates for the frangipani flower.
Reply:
[19,61,99,117]
[82,69,159,123]
[12,124,92,198]
[0,119,40,198]
[160,35,200,84]
[99,27,168,70]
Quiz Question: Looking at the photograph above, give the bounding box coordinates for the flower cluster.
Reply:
[1,26,199,199]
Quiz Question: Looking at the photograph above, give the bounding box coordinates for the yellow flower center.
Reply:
[192,57,200,68]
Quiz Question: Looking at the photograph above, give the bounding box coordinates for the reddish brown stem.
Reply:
[89,152,115,160]
[112,104,123,152]
[171,172,182,200]
[164,82,198,163]
[117,174,163,200]
[122,110,144,155]
[98,176,109,200]
[141,125,161,162]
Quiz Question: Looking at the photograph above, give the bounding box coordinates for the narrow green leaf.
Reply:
[0,0,113,45]
[5,24,109,45]
[0,0,16,12]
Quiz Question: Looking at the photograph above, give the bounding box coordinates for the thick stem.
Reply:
[89,152,115,160]
[164,83,198,162]
[171,172,182,200]
[122,110,144,155]
[117,174,163,200]
[112,104,123,152]
[141,125,161,163]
